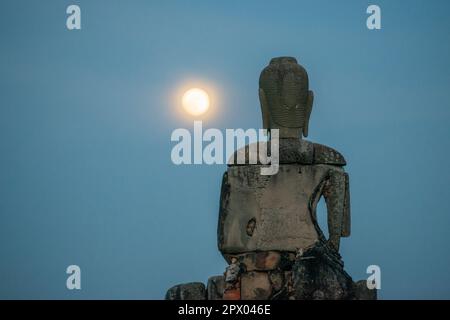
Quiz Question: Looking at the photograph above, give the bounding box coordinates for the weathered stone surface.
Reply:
[353,280,377,300]
[223,251,296,271]
[165,282,206,300]
[292,242,354,300]
[207,276,225,300]
[241,271,272,300]
[268,270,285,292]
[228,139,314,166]
[223,287,240,300]
[236,251,281,271]
[313,143,347,166]
[228,138,346,166]
[321,170,351,250]
[218,163,350,254]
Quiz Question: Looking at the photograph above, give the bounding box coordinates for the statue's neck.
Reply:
[272,127,303,139]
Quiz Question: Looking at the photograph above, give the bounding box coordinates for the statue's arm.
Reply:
[342,172,351,237]
[323,168,351,251]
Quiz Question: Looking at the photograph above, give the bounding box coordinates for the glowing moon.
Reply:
[182,88,210,116]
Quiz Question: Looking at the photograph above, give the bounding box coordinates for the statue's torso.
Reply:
[218,139,347,256]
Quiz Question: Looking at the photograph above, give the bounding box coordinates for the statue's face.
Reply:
[259,57,310,130]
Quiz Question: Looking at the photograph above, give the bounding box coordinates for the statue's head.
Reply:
[259,57,314,138]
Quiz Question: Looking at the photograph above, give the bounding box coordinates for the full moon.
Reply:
[182,88,210,116]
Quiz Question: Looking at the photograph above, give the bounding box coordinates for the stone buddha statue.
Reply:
[166,57,375,301]
[218,57,351,270]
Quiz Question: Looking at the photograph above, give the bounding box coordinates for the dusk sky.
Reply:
[1,0,449,299]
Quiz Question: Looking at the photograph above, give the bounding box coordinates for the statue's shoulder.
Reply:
[227,139,346,166]
[312,142,347,166]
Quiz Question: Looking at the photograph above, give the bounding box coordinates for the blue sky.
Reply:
[0,0,449,299]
